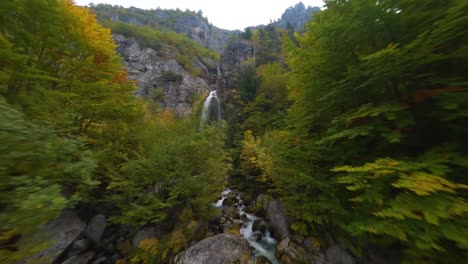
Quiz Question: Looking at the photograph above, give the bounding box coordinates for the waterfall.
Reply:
[200,91,221,127]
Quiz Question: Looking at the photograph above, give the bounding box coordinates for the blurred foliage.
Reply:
[258,0,468,262]
[0,0,228,262]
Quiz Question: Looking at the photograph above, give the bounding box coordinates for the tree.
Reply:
[270,0,468,260]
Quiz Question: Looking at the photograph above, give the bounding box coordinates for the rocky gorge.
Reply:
[25,190,355,264]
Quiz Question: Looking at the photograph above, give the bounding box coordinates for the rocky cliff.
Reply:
[93,5,237,54]
[219,39,256,90]
[273,2,321,32]
[114,34,216,115]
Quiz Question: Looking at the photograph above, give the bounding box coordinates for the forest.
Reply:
[0,0,467,263]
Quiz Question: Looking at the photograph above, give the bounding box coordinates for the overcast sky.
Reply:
[74,0,324,30]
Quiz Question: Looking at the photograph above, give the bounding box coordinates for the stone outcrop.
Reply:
[174,234,251,264]
[132,226,159,247]
[273,2,321,32]
[85,215,107,243]
[276,238,355,264]
[27,210,87,264]
[100,6,236,54]
[255,194,290,241]
[114,34,213,115]
[219,39,256,89]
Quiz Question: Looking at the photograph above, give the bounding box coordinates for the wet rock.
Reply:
[222,192,238,207]
[252,220,268,235]
[252,231,263,241]
[174,234,251,264]
[85,215,107,243]
[27,209,86,263]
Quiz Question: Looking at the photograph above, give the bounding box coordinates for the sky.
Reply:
[74,0,324,30]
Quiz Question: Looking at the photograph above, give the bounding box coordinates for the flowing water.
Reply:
[200,90,221,127]
[213,189,280,264]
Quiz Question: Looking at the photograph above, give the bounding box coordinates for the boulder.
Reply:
[62,251,95,264]
[174,234,251,264]
[132,226,158,247]
[276,237,319,264]
[67,239,92,257]
[266,199,290,240]
[252,219,268,235]
[222,192,238,207]
[276,237,354,264]
[85,214,107,243]
[223,206,238,220]
[251,231,263,241]
[27,209,86,263]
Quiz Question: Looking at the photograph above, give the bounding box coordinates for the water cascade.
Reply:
[200,91,221,127]
[213,190,280,264]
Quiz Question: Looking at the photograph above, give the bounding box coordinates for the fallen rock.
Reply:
[85,215,107,243]
[174,234,251,264]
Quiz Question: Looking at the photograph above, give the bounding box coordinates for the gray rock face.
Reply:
[276,238,355,264]
[29,210,86,263]
[67,239,92,257]
[114,34,212,116]
[160,11,234,54]
[273,3,321,32]
[219,39,256,89]
[266,199,290,240]
[174,234,251,264]
[99,7,236,54]
[132,226,159,247]
[85,214,107,243]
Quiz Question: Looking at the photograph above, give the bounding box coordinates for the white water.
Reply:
[213,190,280,264]
[213,188,232,207]
[201,91,221,125]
